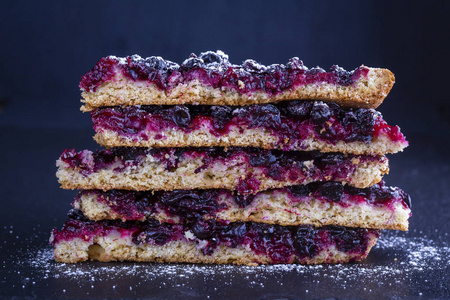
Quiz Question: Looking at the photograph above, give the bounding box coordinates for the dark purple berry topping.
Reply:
[80,51,369,95]
[317,182,344,202]
[234,193,256,208]
[310,102,332,124]
[345,181,411,208]
[91,101,407,150]
[158,190,227,219]
[287,181,410,208]
[59,146,382,194]
[52,210,380,263]
[76,181,410,223]
[79,57,117,92]
[294,226,317,258]
[171,105,191,128]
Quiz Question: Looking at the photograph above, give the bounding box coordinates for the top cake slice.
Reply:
[80,51,395,111]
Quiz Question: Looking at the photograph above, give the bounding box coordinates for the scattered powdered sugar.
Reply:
[24,231,449,280]
[6,229,449,298]
[376,231,450,268]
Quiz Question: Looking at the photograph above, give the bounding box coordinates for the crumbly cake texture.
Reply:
[56,148,389,192]
[93,126,405,156]
[52,50,406,266]
[80,70,393,111]
[74,187,410,230]
[50,212,380,265]
[90,101,408,155]
[52,234,378,265]
[79,51,395,111]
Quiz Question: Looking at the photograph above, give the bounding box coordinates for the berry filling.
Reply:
[51,210,380,264]
[59,147,384,194]
[80,51,369,94]
[91,101,407,148]
[76,181,410,222]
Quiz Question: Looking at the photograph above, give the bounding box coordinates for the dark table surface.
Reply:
[1,100,450,300]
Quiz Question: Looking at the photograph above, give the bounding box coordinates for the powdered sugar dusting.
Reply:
[5,230,449,298]
[24,231,449,280]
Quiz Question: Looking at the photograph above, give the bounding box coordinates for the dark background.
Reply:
[1,1,449,299]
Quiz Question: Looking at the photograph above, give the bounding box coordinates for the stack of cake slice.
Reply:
[51,51,411,265]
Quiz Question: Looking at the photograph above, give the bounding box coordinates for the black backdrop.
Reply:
[1,1,449,134]
[1,1,450,299]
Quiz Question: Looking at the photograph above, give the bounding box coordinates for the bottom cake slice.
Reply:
[51,210,380,265]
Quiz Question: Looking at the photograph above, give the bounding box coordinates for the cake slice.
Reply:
[56,147,389,193]
[73,181,410,230]
[50,210,380,265]
[80,51,394,111]
[91,101,407,155]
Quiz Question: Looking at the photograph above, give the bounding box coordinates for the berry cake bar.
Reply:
[51,209,380,265]
[80,51,394,111]
[91,101,407,155]
[56,147,389,193]
[52,51,409,265]
[73,181,411,230]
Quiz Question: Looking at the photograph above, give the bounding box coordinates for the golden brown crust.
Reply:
[75,191,409,230]
[365,68,396,108]
[80,68,395,111]
[53,233,379,264]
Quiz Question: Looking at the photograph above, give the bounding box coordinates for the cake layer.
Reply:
[50,210,380,265]
[56,147,389,193]
[91,101,407,155]
[74,181,410,230]
[80,51,395,111]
